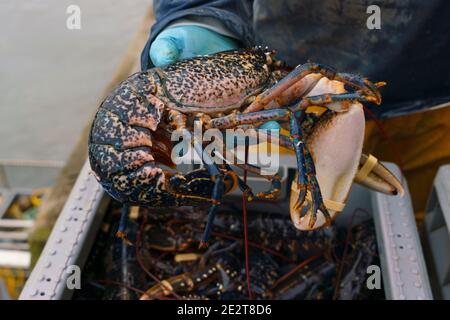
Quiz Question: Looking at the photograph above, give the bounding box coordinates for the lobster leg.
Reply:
[244,62,382,113]
[199,171,223,248]
[289,92,376,113]
[168,110,227,247]
[116,203,132,245]
[222,163,254,200]
[211,93,375,130]
[187,140,224,248]
[210,109,296,199]
[214,131,282,200]
[289,111,331,228]
[211,108,291,129]
[289,112,308,210]
[189,125,225,248]
[201,123,282,201]
[243,112,334,223]
[233,162,282,200]
[208,134,282,200]
[211,107,332,226]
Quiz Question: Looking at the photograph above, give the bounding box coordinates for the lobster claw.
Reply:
[354,154,404,197]
[289,104,406,231]
[289,103,365,231]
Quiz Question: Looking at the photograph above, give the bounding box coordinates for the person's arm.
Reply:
[141,0,255,69]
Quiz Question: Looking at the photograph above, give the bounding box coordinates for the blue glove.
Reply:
[149,26,239,67]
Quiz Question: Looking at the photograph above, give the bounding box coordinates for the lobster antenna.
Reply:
[242,140,253,299]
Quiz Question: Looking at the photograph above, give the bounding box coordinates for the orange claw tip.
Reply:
[116,230,126,238]
[375,81,387,88]
[116,231,134,246]
[365,95,382,105]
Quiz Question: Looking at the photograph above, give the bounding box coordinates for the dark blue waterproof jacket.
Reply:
[141,0,450,118]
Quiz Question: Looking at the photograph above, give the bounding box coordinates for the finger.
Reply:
[149,37,181,67]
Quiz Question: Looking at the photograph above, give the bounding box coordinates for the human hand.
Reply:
[149,25,239,67]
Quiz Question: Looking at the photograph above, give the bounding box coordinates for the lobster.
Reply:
[88,47,403,245]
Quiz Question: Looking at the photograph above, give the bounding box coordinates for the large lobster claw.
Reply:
[289,102,404,231]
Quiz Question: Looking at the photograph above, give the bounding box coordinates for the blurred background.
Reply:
[0,0,152,299]
[0,0,149,161]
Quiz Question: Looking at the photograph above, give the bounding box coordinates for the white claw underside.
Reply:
[289,76,364,230]
[290,103,365,230]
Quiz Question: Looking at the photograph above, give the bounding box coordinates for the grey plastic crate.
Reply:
[19,161,108,299]
[0,160,62,296]
[20,158,432,300]
[370,165,432,300]
[423,165,450,299]
[0,189,15,219]
[0,189,35,270]
[0,188,37,220]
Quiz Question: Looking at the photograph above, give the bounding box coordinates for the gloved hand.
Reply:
[149,25,239,67]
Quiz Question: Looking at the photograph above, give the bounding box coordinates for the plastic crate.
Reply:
[0,189,35,271]
[0,159,62,300]
[370,166,432,300]
[422,165,450,299]
[19,158,432,300]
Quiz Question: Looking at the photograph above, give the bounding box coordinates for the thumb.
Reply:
[149,36,181,67]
